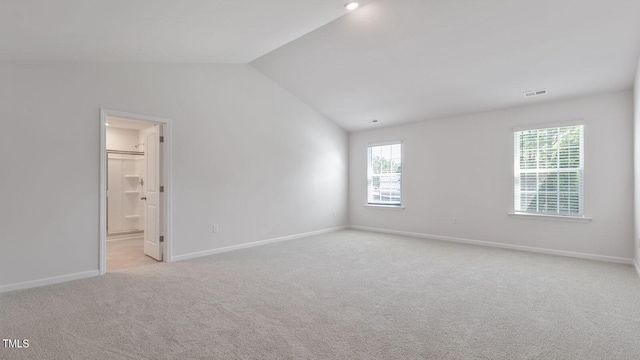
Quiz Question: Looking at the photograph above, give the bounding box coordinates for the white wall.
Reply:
[106,127,139,152]
[0,62,348,288]
[350,91,634,260]
[634,58,640,269]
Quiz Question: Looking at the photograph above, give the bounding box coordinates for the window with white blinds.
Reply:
[514,124,584,216]
[367,143,402,206]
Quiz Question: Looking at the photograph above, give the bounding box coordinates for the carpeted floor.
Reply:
[1,230,640,359]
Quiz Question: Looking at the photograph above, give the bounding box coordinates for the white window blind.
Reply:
[367,143,402,206]
[514,125,584,216]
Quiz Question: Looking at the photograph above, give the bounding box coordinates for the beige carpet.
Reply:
[1,230,640,359]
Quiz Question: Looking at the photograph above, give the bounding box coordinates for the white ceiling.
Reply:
[0,0,369,63]
[251,0,640,131]
[4,0,640,133]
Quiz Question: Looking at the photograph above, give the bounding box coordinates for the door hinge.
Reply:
[160,236,164,243]
[160,136,164,143]
[160,186,164,192]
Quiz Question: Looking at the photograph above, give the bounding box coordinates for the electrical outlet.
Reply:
[333,210,337,217]
[213,224,219,233]
[453,217,458,224]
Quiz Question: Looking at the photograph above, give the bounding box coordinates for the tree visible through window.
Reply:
[514,124,584,215]
[368,143,402,206]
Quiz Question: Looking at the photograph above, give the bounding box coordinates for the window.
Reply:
[368,143,402,206]
[514,124,584,216]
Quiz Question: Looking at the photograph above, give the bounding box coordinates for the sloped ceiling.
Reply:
[3,0,640,132]
[251,0,640,131]
[0,0,370,63]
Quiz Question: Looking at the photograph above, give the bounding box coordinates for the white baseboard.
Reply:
[172,226,348,262]
[349,225,634,265]
[0,270,100,294]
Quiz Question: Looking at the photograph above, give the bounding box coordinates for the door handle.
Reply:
[140,196,147,200]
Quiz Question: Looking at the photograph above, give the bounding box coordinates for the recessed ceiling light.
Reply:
[345,1,359,10]
[105,122,110,126]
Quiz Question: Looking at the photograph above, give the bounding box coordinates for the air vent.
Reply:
[524,89,548,98]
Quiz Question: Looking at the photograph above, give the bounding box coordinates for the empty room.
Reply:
[1,0,640,359]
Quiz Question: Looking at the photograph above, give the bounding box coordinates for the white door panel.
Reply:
[143,125,162,261]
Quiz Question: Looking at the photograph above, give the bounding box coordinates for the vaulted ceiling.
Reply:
[0,0,370,63]
[3,0,640,132]
[252,0,640,131]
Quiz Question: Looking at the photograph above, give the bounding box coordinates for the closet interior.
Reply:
[107,151,144,235]
[105,118,159,271]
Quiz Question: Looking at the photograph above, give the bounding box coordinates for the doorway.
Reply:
[99,109,172,274]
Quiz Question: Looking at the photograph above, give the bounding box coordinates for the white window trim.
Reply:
[508,212,591,223]
[512,121,586,218]
[367,140,404,147]
[512,119,584,132]
[364,204,405,210]
[367,141,403,208]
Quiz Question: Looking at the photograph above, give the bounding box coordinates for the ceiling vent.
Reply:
[524,89,548,98]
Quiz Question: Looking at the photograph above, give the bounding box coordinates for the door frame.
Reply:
[99,109,173,275]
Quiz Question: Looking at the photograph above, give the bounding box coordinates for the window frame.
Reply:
[366,141,403,208]
[511,121,589,221]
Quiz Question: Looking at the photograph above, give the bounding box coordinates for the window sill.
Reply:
[365,204,405,210]
[508,212,591,223]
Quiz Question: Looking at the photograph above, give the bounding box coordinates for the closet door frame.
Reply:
[99,109,173,275]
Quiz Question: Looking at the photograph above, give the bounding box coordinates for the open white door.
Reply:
[143,125,162,261]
